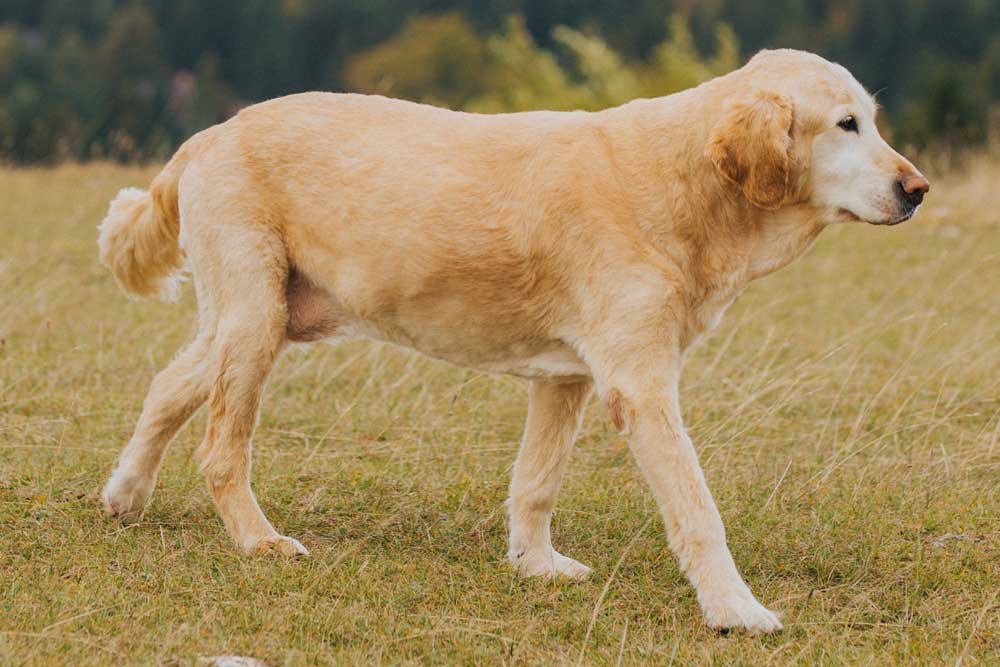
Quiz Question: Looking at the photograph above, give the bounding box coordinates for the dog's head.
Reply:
[706,49,928,225]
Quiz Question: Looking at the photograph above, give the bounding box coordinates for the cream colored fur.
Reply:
[98,49,927,634]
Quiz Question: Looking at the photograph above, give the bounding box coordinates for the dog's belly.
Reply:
[285,271,590,381]
[474,346,591,380]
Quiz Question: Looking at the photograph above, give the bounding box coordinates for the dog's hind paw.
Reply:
[101,473,154,524]
[248,535,309,557]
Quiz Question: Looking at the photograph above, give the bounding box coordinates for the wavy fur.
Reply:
[97,158,186,301]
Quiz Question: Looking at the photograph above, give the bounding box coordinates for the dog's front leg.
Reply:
[601,357,782,635]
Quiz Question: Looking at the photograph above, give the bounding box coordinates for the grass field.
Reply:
[1,162,998,665]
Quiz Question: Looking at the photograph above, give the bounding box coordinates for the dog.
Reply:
[98,49,928,634]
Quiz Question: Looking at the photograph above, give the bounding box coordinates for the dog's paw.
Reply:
[247,535,309,557]
[510,547,592,580]
[101,473,153,524]
[700,588,782,635]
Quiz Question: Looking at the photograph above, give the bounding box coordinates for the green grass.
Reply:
[1,163,998,665]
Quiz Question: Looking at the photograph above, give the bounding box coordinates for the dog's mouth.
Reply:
[871,207,916,226]
[838,208,915,226]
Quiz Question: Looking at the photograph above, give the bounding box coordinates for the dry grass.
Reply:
[1,161,998,665]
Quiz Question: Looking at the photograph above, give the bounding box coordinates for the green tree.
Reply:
[343,13,492,109]
[0,0,997,162]
[346,13,743,115]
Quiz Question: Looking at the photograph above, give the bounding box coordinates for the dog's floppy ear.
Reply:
[705,91,794,211]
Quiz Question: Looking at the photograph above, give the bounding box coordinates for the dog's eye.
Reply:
[837,115,858,133]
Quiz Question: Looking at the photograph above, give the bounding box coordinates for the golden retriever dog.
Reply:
[98,49,928,634]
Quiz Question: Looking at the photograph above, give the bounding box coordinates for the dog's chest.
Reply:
[696,292,737,334]
[677,275,747,350]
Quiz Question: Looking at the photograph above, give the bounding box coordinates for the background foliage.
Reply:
[0,1,998,162]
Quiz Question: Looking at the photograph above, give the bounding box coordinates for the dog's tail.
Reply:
[97,150,191,301]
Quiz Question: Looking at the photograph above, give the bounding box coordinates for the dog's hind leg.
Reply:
[507,379,592,579]
[103,332,214,522]
[188,225,306,556]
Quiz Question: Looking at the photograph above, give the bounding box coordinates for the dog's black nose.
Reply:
[898,175,930,208]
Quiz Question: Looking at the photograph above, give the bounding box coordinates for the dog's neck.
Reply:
[602,93,827,343]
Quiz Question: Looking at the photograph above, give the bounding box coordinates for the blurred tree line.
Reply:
[0,0,997,163]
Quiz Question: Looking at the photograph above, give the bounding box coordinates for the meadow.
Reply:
[1,162,998,664]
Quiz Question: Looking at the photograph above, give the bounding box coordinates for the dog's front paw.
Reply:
[700,587,782,635]
[247,534,309,557]
[101,472,154,524]
[510,547,592,580]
